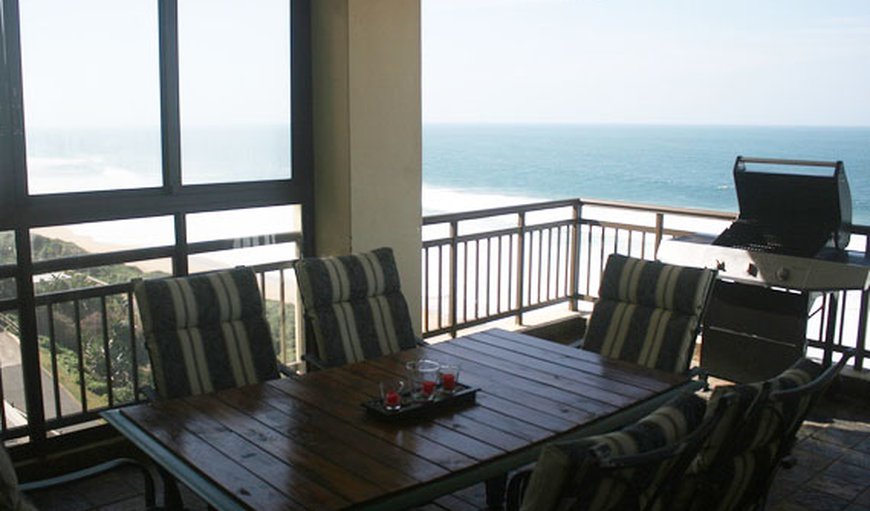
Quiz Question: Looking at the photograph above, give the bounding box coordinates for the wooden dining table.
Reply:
[102,328,700,511]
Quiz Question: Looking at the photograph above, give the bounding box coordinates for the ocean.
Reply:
[22,123,870,236]
[422,124,870,224]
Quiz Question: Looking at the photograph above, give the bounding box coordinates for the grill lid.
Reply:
[727,156,852,251]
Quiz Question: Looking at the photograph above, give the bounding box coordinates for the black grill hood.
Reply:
[730,156,852,251]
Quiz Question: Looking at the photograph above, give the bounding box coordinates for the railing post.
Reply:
[515,212,526,326]
[569,201,582,311]
[449,220,459,338]
[15,228,47,447]
[858,289,868,371]
[654,212,664,255]
[858,235,870,371]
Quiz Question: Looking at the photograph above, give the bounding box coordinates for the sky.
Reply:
[422,0,870,126]
[19,0,290,129]
[16,0,870,129]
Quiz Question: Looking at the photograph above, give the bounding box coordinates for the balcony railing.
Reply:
[422,198,870,372]
[2,198,869,450]
[0,234,303,446]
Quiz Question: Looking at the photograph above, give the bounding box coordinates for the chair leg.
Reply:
[156,466,185,510]
[140,464,157,510]
[485,474,507,510]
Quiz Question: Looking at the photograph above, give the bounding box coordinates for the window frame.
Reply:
[0,0,312,448]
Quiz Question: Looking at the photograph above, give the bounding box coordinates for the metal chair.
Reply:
[1,445,156,511]
[133,266,290,508]
[294,247,421,369]
[506,390,727,511]
[581,254,717,374]
[676,350,855,511]
[133,266,285,400]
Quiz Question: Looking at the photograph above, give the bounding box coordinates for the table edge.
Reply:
[101,408,247,511]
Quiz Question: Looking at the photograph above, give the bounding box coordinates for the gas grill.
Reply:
[658,156,869,382]
[714,156,852,257]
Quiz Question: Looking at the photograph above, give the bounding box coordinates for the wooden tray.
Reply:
[362,383,478,420]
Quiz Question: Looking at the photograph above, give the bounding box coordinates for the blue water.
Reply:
[423,124,870,224]
[24,123,870,224]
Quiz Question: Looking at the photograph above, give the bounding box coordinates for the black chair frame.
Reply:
[692,349,855,511]
[506,391,732,511]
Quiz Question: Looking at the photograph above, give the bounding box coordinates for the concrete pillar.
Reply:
[311,0,422,333]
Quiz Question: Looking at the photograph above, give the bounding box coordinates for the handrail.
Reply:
[422,197,869,376]
[2,197,868,449]
[423,197,736,226]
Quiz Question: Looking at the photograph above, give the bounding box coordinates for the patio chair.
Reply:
[506,390,727,511]
[1,445,156,511]
[133,266,283,400]
[294,247,420,369]
[675,350,855,511]
[580,254,717,374]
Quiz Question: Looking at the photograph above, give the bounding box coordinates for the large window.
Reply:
[179,0,292,184]
[0,0,311,447]
[19,0,162,195]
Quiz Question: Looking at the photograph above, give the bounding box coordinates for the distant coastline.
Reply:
[19,123,870,267]
[423,123,870,224]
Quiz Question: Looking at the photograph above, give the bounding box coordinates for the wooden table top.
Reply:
[105,328,694,511]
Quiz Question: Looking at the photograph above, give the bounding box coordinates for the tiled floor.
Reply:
[24,389,870,511]
[768,391,870,511]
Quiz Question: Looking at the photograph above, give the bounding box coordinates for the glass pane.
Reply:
[179,0,292,184]
[31,217,175,262]
[1,312,29,432]
[189,243,299,273]
[33,259,171,295]
[19,0,161,194]
[0,231,14,265]
[0,279,15,301]
[186,205,299,243]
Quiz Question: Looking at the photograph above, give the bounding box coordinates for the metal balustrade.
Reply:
[422,198,870,374]
[2,198,869,448]
[0,238,302,444]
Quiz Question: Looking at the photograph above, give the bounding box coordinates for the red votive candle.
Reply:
[422,380,436,396]
[442,373,456,391]
[385,390,400,407]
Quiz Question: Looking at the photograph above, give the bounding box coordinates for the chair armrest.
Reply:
[278,364,299,379]
[302,352,328,372]
[20,458,156,509]
[688,366,710,390]
[138,385,159,402]
[505,469,534,511]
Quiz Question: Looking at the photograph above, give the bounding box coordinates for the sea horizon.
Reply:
[19,122,870,261]
[422,123,870,224]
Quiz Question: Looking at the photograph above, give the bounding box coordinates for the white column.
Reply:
[311,0,422,333]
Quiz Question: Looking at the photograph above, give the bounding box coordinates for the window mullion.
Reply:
[158,0,187,273]
[159,0,182,193]
[0,0,28,224]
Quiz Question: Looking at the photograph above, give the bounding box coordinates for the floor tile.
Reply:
[787,488,852,511]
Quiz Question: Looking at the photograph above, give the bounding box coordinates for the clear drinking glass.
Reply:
[405,359,440,401]
[438,363,461,394]
[379,379,405,411]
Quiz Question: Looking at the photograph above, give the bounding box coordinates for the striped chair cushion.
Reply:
[0,446,36,511]
[521,392,707,511]
[583,254,716,373]
[134,267,279,399]
[295,247,417,367]
[682,358,824,511]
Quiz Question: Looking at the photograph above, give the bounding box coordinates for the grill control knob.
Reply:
[747,263,758,277]
[777,267,790,281]
[716,260,726,271]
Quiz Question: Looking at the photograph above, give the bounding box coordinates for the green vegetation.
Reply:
[1,233,296,410]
